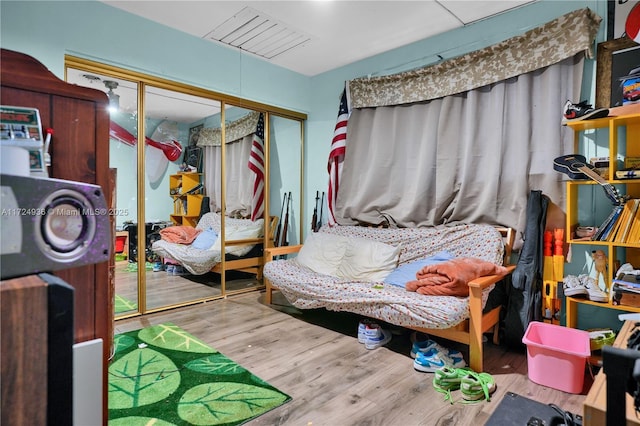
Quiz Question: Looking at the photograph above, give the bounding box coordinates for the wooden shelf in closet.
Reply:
[169,172,203,227]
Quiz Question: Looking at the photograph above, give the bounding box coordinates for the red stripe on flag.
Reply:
[249,113,265,221]
[327,90,349,226]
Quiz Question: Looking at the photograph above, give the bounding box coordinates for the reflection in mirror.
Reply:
[143,86,222,311]
[270,115,303,248]
[199,105,267,294]
[66,68,141,317]
[66,57,305,318]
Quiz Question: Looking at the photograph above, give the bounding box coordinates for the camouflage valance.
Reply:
[347,8,601,109]
[197,110,260,146]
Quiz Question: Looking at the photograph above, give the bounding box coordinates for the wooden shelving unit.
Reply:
[169,172,203,227]
[564,106,640,329]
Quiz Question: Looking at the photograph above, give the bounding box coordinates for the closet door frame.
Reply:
[65,55,306,318]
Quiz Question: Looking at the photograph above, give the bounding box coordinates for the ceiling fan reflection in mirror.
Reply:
[103,80,120,113]
[79,74,184,163]
[147,121,179,184]
[109,121,183,162]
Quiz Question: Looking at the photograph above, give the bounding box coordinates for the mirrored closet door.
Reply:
[65,66,142,317]
[218,105,266,294]
[65,56,306,318]
[269,114,304,249]
[142,85,222,311]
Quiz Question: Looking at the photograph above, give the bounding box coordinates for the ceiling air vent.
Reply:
[204,6,311,59]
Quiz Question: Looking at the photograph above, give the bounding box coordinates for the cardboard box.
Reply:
[625,156,640,169]
[612,283,640,308]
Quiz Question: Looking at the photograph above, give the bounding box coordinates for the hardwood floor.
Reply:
[114,290,589,426]
[113,261,261,314]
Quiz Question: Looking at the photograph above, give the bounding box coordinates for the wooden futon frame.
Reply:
[263,226,515,373]
[211,215,279,280]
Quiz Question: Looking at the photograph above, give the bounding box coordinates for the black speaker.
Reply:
[42,273,74,425]
[1,273,74,426]
[0,174,111,279]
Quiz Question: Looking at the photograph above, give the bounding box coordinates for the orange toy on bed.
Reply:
[405,257,509,297]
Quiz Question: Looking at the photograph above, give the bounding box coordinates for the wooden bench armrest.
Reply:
[467,264,516,290]
[264,244,304,260]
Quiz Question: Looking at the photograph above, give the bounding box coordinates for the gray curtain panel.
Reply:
[203,134,254,217]
[335,54,585,248]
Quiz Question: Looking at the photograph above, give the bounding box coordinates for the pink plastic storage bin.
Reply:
[522,321,590,394]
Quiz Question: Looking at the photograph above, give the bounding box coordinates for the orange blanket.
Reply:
[405,257,509,297]
[159,226,202,245]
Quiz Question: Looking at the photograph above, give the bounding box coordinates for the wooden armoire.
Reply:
[0,49,112,425]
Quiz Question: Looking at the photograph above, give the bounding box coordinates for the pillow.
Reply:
[210,221,263,256]
[225,223,264,256]
[191,228,218,250]
[384,251,454,288]
[335,237,402,282]
[296,232,350,276]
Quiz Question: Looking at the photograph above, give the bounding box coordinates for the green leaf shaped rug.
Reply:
[109,323,291,425]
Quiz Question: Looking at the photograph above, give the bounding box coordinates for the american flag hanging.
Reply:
[327,88,349,226]
[248,113,265,221]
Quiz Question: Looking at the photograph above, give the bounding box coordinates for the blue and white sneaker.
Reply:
[410,335,464,363]
[364,324,392,350]
[358,319,376,343]
[413,347,466,373]
[172,265,189,276]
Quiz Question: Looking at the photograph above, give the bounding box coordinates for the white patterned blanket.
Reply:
[263,223,505,329]
[152,212,263,275]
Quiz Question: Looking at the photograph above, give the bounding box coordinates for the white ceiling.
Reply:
[69,1,538,123]
[101,0,537,77]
